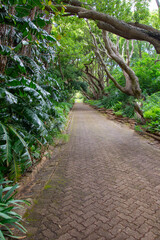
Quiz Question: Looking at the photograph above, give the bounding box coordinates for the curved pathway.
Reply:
[26,103,160,240]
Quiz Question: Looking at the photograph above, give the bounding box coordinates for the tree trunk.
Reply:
[156,0,160,18]
[134,102,146,123]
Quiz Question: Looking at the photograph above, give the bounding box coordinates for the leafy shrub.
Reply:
[0,179,28,239]
[0,0,75,180]
[85,99,103,107]
[86,91,135,118]
[147,121,160,132]
[122,104,135,118]
[113,102,122,112]
[144,107,160,120]
[114,110,123,116]
[142,92,160,132]
[133,53,160,95]
[134,125,144,132]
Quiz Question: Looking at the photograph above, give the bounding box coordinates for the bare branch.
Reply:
[97,35,111,59]
[122,41,126,58]
[86,21,126,93]
[129,40,134,62]
[102,30,141,98]
[116,36,120,52]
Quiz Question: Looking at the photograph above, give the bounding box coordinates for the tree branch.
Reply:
[48,4,160,53]
[86,21,126,94]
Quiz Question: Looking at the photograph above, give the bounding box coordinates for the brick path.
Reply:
[25,103,160,240]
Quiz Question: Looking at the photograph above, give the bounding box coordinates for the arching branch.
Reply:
[47,3,160,53]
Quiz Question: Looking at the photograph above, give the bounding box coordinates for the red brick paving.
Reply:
[25,103,160,240]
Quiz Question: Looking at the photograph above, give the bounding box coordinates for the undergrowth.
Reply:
[85,91,160,134]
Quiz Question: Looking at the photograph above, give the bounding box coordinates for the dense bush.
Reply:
[86,90,160,133]
[142,92,160,132]
[85,90,135,118]
[0,179,28,239]
[0,1,74,180]
[133,54,160,95]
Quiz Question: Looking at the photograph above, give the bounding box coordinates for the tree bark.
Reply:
[102,31,141,98]
[156,0,160,18]
[86,22,146,121]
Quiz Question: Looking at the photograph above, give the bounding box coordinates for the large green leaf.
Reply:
[9,126,32,166]
[23,107,47,135]
[7,77,50,99]
[0,87,17,105]
[0,45,11,56]
[8,85,46,105]
[2,183,18,202]
[10,153,21,182]
[0,212,12,219]
[0,123,12,166]
[11,54,26,73]
[0,230,5,240]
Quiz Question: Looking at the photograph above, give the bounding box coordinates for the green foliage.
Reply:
[0,123,12,167]
[144,107,160,120]
[0,0,74,180]
[0,179,29,239]
[85,0,132,21]
[86,90,135,118]
[56,133,69,143]
[142,92,160,132]
[44,184,52,190]
[134,125,144,132]
[112,102,123,112]
[114,110,123,116]
[85,99,103,108]
[133,53,160,95]
[132,0,150,23]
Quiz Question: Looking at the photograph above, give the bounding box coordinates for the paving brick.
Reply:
[24,103,160,239]
[97,228,114,239]
[82,217,96,227]
[42,229,57,238]
[69,220,84,231]
[141,231,157,240]
[57,233,72,240]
